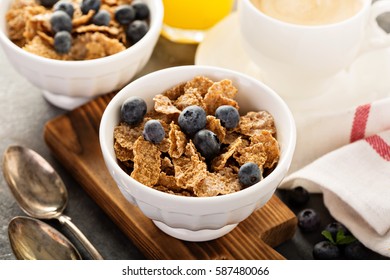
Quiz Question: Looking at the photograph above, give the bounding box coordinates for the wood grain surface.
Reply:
[43,93,297,260]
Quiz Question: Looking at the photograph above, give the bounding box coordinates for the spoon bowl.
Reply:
[8,216,81,260]
[3,145,67,219]
[3,145,103,260]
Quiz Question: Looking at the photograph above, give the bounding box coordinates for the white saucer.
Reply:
[195,12,390,116]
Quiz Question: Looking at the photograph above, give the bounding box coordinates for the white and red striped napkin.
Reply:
[281,98,390,257]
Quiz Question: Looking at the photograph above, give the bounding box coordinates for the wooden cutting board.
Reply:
[43,93,297,260]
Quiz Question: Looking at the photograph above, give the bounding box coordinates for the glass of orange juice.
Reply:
[162,0,235,44]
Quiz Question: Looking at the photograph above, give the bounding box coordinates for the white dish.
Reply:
[195,12,390,116]
[99,65,296,241]
[0,0,163,111]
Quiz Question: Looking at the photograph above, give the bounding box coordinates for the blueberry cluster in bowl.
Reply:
[46,0,150,54]
[120,96,262,190]
[113,76,280,197]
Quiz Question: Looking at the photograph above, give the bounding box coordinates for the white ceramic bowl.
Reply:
[99,65,296,242]
[0,0,163,110]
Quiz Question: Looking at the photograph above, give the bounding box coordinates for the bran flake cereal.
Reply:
[153,95,181,116]
[183,76,214,97]
[131,137,161,187]
[233,142,267,171]
[212,137,243,171]
[6,0,148,60]
[203,82,239,115]
[174,88,205,111]
[168,122,187,159]
[206,115,226,144]
[196,167,241,197]
[250,130,280,169]
[172,141,208,191]
[238,111,277,136]
[113,76,280,197]
[163,83,185,101]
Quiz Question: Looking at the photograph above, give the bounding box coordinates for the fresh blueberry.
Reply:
[215,105,240,129]
[50,10,72,33]
[238,162,261,187]
[92,10,111,26]
[287,186,310,206]
[297,208,320,232]
[324,221,350,242]
[193,129,221,160]
[114,5,136,25]
[80,0,101,14]
[39,0,59,8]
[54,31,72,54]
[120,96,147,126]
[54,1,74,18]
[178,105,206,136]
[132,2,150,20]
[344,241,370,259]
[143,120,165,144]
[313,241,341,260]
[126,20,148,44]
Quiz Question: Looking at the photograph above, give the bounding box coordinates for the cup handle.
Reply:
[360,0,390,53]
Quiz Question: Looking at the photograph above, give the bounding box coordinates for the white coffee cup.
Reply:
[238,0,390,98]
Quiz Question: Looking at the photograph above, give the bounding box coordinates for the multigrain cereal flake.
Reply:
[174,88,205,111]
[238,111,277,136]
[131,137,161,187]
[168,122,187,159]
[6,0,150,60]
[153,94,181,115]
[206,115,226,144]
[183,76,214,97]
[112,76,280,197]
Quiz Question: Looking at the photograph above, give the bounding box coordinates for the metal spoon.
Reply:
[8,216,82,260]
[2,145,103,260]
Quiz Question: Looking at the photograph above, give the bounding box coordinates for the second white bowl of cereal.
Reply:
[99,65,296,242]
[0,0,163,110]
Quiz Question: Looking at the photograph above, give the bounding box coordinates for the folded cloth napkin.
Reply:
[280,97,390,257]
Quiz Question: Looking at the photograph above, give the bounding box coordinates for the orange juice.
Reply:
[162,0,235,43]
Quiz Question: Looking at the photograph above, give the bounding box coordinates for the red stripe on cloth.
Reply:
[350,104,371,143]
[365,135,390,162]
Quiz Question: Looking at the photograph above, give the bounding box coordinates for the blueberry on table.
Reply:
[126,20,149,44]
[193,129,221,160]
[54,31,72,54]
[115,5,136,25]
[344,241,370,259]
[178,105,206,136]
[39,0,59,8]
[238,162,261,187]
[143,120,165,144]
[92,10,111,26]
[50,10,72,33]
[286,186,310,206]
[297,208,320,232]
[81,0,101,14]
[324,221,349,242]
[313,240,341,260]
[215,105,240,129]
[54,1,75,18]
[120,96,147,126]
[132,2,150,20]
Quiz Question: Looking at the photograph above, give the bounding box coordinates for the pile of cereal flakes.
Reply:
[114,76,280,197]
[6,0,147,60]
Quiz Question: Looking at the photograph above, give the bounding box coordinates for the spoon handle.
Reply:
[58,215,104,260]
